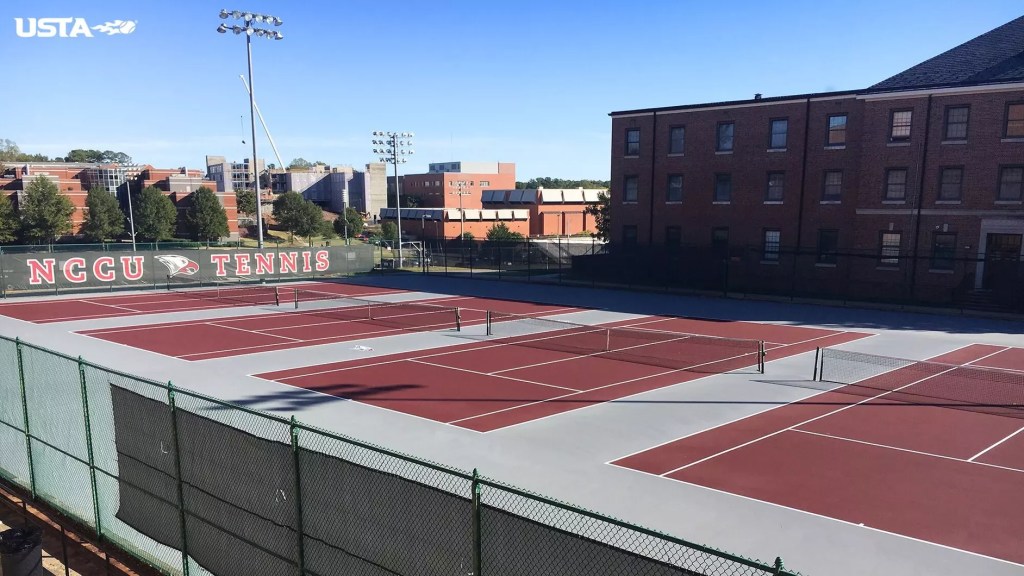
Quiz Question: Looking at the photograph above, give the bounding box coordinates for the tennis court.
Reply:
[0,281,403,323]
[75,287,581,361]
[255,313,867,432]
[612,343,1024,565]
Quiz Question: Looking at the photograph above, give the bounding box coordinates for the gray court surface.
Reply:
[1,276,1022,576]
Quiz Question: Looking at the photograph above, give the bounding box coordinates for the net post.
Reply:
[471,468,482,576]
[294,289,299,310]
[759,341,766,374]
[455,308,462,332]
[366,301,373,320]
[485,310,492,336]
[274,286,281,306]
[605,329,611,353]
[813,347,820,381]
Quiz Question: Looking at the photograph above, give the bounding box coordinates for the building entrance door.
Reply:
[982,233,1022,289]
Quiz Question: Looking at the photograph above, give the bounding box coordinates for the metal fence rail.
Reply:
[0,335,804,576]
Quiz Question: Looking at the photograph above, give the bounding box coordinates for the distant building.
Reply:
[205,155,265,193]
[482,188,607,236]
[1,162,237,239]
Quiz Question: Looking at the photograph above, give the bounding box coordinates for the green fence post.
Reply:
[167,382,191,576]
[77,357,102,538]
[471,468,482,576]
[774,556,785,575]
[290,417,306,576]
[14,339,35,499]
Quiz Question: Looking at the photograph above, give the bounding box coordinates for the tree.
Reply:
[288,157,312,169]
[272,191,323,243]
[135,186,178,241]
[81,186,125,242]
[0,194,17,243]
[485,221,525,243]
[186,186,229,241]
[516,177,611,190]
[318,219,336,242]
[381,221,398,242]
[586,191,611,241]
[293,201,324,244]
[19,175,75,243]
[333,207,364,239]
[236,189,257,216]
[64,149,131,163]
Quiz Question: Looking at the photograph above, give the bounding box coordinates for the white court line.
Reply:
[207,322,304,342]
[660,366,962,476]
[791,428,1024,475]
[607,340,969,464]
[447,347,764,425]
[408,359,580,392]
[969,425,1024,462]
[79,299,147,313]
[608,461,1024,569]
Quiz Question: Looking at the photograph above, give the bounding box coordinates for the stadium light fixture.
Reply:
[217,9,283,250]
[372,131,415,268]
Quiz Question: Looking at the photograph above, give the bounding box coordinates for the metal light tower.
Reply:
[372,131,414,267]
[449,180,471,240]
[218,9,283,249]
[119,165,138,251]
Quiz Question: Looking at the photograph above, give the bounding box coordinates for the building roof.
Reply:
[871,15,1024,90]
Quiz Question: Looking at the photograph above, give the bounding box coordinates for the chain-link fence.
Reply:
[0,335,804,576]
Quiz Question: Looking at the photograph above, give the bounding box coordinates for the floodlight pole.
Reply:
[450,180,471,240]
[217,9,284,250]
[372,131,414,268]
[122,166,137,251]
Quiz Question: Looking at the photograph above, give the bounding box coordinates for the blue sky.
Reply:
[1,1,1021,180]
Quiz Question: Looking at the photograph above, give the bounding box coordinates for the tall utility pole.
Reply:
[217,9,283,249]
[372,131,414,268]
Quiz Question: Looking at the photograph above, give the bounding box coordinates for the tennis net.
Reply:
[815,347,1024,419]
[289,288,461,332]
[167,283,281,306]
[484,311,765,374]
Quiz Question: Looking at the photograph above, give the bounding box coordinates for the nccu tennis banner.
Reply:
[0,245,375,294]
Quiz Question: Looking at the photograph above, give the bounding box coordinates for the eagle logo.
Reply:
[155,255,200,277]
[91,20,137,35]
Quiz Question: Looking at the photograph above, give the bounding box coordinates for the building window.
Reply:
[669,126,685,154]
[765,172,784,202]
[827,114,847,145]
[666,175,683,202]
[879,232,902,266]
[625,128,641,156]
[622,225,638,246]
[890,110,912,141]
[623,175,639,202]
[769,119,788,149]
[884,168,908,201]
[479,180,490,186]
[762,229,781,261]
[938,167,963,201]
[817,229,839,264]
[712,227,729,257]
[716,122,734,152]
[1006,103,1024,138]
[931,233,956,271]
[944,106,969,140]
[822,170,843,201]
[665,226,682,246]
[714,173,732,202]
[998,166,1024,201]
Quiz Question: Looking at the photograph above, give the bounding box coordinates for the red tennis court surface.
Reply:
[612,343,1024,566]
[77,296,581,361]
[0,282,403,323]
[255,319,868,432]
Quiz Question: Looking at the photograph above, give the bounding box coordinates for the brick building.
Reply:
[0,162,237,239]
[606,15,1024,308]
